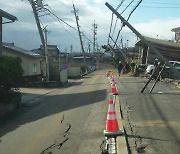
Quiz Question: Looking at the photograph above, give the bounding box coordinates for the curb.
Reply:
[115,94,128,154]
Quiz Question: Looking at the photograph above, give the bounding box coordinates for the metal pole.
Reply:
[105,2,180,79]
[30,0,45,55]
[44,28,49,81]
[141,62,161,93]
[93,20,97,54]
[72,3,86,68]
[149,63,166,93]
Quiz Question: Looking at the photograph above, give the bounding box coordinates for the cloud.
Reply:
[1,0,180,52]
[134,18,180,40]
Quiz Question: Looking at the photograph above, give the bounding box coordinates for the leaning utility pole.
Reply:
[29,0,45,55]
[44,27,49,81]
[93,20,98,54]
[72,3,86,67]
[105,2,180,79]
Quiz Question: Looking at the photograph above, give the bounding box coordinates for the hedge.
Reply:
[0,56,23,104]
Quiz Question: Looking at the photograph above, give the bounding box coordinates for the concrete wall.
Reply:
[60,69,68,83]
[67,67,81,78]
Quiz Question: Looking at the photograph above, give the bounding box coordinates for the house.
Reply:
[135,36,180,64]
[2,43,45,82]
[172,27,180,43]
[33,45,59,56]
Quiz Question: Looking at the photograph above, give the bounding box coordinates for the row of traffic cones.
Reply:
[104,74,123,137]
[110,75,118,95]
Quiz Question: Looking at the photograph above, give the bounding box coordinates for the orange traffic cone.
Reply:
[111,77,115,84]
[111,82,118,95]
[109,94,114,105]
[104,96,123,136]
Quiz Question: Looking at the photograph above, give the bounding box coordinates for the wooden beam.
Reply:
[0,9,17,21]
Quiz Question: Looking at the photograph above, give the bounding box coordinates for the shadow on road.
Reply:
[0,88,107,138]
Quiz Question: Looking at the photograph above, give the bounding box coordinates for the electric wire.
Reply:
[127,0,143,21]
[48,13,79,42]
[112,0,143,49]
[111,0,135,39]
[107,0,126,45]
[46,1,94,48]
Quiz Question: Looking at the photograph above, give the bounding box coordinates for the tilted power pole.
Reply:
[29,0,45,55]
[72,3,86,67]
[105,2,180,79]
[93,20,98,54]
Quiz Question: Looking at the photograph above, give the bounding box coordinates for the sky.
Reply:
[1,0,180,53]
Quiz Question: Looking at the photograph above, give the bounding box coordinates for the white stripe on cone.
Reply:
[107,114,117,120]
[108,104,115,112]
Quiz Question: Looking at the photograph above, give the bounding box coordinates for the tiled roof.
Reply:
[3,43,44,58]
[136,36,180,49]
[172,27,180,32]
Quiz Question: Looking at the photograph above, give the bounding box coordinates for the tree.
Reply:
[0,56,23,104]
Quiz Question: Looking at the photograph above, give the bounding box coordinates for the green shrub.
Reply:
[0,56,23,104]
[80,64,86,74]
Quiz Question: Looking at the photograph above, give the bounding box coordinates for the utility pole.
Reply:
[70,44,73,53]
[93,20,98,54]
[105,2,180,79]
[87,42,91,54]
[44,27,49,81]
[29,0,45,55]
[72,3,86,67]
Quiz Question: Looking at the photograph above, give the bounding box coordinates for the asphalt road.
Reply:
[0,69,110,154]
[1,66,179,154]
[116,76,180,154]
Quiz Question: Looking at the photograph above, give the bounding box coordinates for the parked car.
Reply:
[145,64,155,74]
[145,61,180,78]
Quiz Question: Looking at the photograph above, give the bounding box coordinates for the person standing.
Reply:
[130,61,135,76]
[118,61,123,76]
[153,58,159,69]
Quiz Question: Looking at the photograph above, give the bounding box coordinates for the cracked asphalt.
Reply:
[116,76,180,154]
[0,69,110,154]
[1,66,179,154]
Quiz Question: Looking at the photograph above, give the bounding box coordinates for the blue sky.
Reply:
[1,0,180,52]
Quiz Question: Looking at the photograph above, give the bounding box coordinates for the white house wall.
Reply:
[2,48,41,76]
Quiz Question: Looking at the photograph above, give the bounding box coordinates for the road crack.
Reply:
[40,116,71,154]
[60,115,64,123]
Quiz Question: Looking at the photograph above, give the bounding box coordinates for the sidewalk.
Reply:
[20,88,56,105]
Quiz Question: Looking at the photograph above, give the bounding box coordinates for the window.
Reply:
[33,63,37,73]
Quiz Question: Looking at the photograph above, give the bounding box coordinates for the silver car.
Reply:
[145,61,180,75]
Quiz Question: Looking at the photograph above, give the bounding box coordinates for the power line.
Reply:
[107,0,126,45]
[44,7,77,30]
[111,0,143,49]
[48,14,79,42]
[63,0,180,6]
[111,0,135,39]
[127,0,143,21]
[108,0,135,48]
[45,0,93,47]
